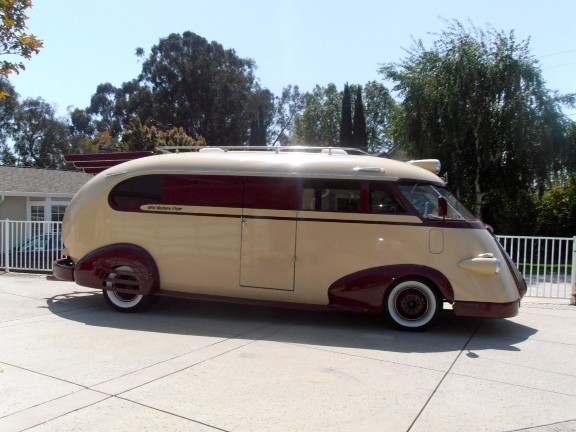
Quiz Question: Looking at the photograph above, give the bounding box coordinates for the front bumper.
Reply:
[52,257,75,282]
[453,299,520,318]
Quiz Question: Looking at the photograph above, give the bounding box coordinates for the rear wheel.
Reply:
[383,279,441,331]
[102,265,154,312]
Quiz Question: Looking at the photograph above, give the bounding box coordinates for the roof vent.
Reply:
[353,167,385,173]
[199,148,225,153]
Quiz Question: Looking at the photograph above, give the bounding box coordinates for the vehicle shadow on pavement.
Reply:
[45,290,537,355]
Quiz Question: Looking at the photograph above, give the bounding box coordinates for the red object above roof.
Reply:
[65,152,154,174]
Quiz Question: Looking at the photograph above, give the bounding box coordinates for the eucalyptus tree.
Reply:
[0,78,17,143]
[137,31,270,145]
[11,97,75,168]
[0,78,18,163]
[82,31,273,147]
[381,19,572,220]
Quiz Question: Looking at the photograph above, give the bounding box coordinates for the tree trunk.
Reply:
[473,118,484,220]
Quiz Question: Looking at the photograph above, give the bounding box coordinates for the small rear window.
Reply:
[109,175,164,211]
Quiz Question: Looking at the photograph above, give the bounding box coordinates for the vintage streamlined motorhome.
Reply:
[53,147,526,330]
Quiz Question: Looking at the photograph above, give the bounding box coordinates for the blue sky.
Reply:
[9,0,576,118]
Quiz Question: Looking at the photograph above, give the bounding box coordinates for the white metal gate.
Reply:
[497,235,575,302]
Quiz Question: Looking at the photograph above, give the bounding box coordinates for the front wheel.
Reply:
[383,279,441,331]
[102,266,154,312]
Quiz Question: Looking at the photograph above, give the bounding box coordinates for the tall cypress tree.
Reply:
[352,86,367,150]
[249,105,267,146]
[248,115,258,146]
[257,105,266,145]
[339,83,353,147]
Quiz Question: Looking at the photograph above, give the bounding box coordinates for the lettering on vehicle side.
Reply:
[142,204,183,212]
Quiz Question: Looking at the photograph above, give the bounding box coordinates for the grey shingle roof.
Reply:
[0,166,92,196]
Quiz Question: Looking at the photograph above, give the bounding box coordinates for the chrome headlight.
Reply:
[458,253,501,275]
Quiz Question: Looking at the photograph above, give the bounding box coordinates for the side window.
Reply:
[370,185,405,214]
[163,175,243,208]
[301,181,362,212]
[244,178,300,210]
[109,175,164,211]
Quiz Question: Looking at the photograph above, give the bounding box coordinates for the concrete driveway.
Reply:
[1,273,575,432]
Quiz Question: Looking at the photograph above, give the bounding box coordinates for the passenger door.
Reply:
[239,178,299,291]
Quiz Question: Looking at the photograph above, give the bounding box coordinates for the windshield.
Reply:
[399,184,477,222]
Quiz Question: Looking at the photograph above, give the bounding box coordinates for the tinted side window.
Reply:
[369,184,405,214]
[110,175,164,211]
[301,180,362,212]
[163,175,243,208]
[244,177,300,210]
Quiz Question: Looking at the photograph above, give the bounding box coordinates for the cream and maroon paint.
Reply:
[53,149,526,330]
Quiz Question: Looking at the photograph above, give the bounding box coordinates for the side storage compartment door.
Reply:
[239,178,299,291]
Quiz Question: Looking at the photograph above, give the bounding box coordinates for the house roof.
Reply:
[0,166,92,197]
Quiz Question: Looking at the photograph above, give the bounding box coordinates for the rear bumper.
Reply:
[52,258,75,282]
[453,299,520,319]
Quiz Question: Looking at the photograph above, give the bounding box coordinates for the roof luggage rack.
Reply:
[156,145,369,155]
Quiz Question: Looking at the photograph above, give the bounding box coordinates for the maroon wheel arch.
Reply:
[328,264,454,313]
[74,244,160,296]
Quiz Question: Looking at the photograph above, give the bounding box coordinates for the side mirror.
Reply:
[438,197,448,218]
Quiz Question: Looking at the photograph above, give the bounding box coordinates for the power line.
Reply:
[543,61,576,70]
[538,48,576,59]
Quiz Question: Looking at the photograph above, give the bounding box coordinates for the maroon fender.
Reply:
[74,244,160,295]
[328,264,454,313]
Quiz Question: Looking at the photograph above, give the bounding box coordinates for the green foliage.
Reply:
[534,176,576,237]
[0,80,84,168]
[381,19,572,220]
[11,97,78,168]
[0,0,42,81]
[296,82,396,150]
[294,84,341,146]
[122,116,203,151]
[481,190,538,235]
[270,85,305,146]
[138,31,268,145]
[86,131,124,153]
[82,31,273,147]
[360,81,399,154]
[0,77,17,143]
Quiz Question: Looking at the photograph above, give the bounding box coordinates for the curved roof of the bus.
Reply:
[94,151,444,184]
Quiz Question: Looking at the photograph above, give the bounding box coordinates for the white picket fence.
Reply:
[1,219,574,301]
